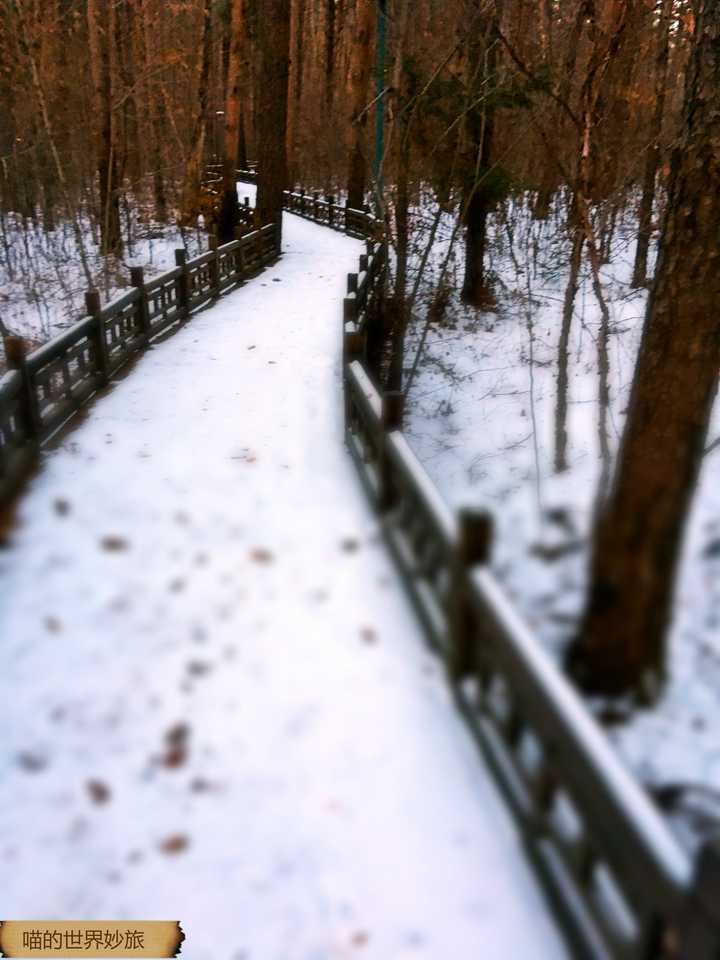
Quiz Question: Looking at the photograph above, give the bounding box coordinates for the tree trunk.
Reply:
[255,0,291,237]
[569,0,720,697]
[218,0,244,243]
[181,0,213,225]
[324,0,336,110]
[460,2,497,308]
[287,0,306,182]
[385,0,411,393]
[554,226,584,472]
[87,0,122,254]
[346,0,374,210]
[631,0,672,288]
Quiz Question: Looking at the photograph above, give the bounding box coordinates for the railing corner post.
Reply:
[4,334,40,441]
[448,507,493,682]
[208,234,220,298]
[129,265,151,341]
[174,248,190,320]
[378,389,404,511]
[85,288,109,386]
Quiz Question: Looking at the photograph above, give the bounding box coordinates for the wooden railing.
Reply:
[3,171,719,958]
[276,177,720,960]
[0,221,279,502]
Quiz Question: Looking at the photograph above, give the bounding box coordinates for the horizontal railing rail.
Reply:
[0,213,280,503]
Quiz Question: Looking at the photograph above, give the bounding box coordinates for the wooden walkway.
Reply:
[0,209,568,957]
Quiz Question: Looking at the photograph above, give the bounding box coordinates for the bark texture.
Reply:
[346,0,374,210]
[255,0,291,237]
[571,0,720,696]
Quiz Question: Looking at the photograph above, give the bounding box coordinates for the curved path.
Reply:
[0,209,567,959]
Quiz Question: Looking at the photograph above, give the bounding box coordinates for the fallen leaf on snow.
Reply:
[249,547,274,565]
[86,779,111,805]
[100,535,129,552]
[159,834,189,855]
[187,659,212,676]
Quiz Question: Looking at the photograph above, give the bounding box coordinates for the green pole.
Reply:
[374,0,386,211]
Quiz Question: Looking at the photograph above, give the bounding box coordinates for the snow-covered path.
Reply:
[0,212,567,959]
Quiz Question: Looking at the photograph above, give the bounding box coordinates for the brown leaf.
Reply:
[340,537,360,553]
[159,834,189,855]
[160,723,190,768]
[249,547,274,565]
[351,931,369,948]
[360,627,377,645]
[44,615,62,634]
[100,535,129,552]
[53,498,71,517]
[86,779,111,805]
[187,660,212,677]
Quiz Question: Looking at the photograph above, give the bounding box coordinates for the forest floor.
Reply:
[0,206,567,959]
[404,196,720,849]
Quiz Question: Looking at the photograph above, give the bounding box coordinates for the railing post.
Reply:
[3,335,40,440]
[313,191,320,220]
[342,294,364,432]
[85,289,109,386]
[359,253,368,274]
[233,226,246,281]
[379,390,404,511]
[299,190,306,216]
[448,508,493,680]
[347,272,358,295]
[679,837,720,959]
[129,265,151,341]
[208,234,220,298]
[273,222,282,259]
[327,194,335,228]
[174,249,190,319]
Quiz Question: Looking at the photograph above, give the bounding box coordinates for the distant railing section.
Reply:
[235,168,376,242]
[0,221,279,502]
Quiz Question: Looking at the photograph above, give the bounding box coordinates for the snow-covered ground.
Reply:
[0,208,567,958]
[403,195,720,831]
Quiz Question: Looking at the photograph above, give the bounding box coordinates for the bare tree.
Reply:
[569,0,720,697]
[255,0,291,236]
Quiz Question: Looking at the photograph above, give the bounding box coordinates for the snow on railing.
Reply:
[0,221,280,501]
[286,182,720,960]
